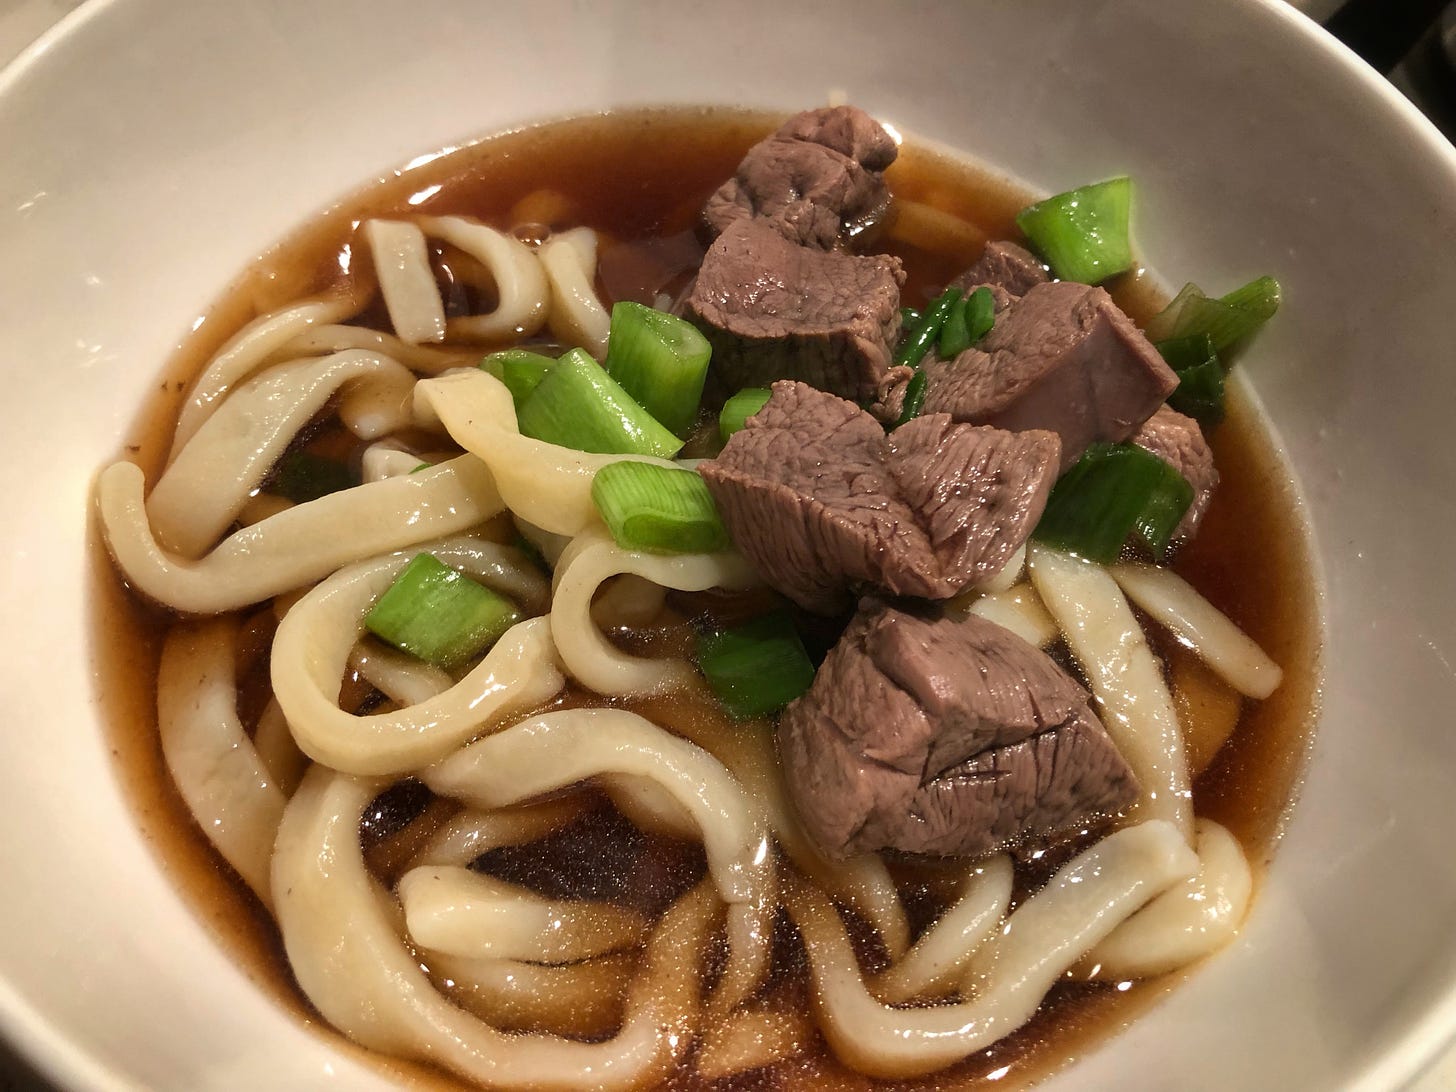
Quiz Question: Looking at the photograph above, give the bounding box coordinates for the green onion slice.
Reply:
[1168,359,1226,428]
[1015,177,1133,286]
[266,451,355,503]
[719,387,773,442]
[697,611,817,720]
[1143,275,1280,351]
[893,287,960,368]
[900,306,922,328]
[964,285,995,343]
[1033,443,1194,563]
[894,370,928,428]
[590,461,730,554]
[365,553,523,669]
[516,348,684,459]
[937,295,972,359]
[603,302,712,437]
[482,349,556,408]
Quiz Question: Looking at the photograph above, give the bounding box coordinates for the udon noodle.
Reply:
[92,109,1317,1089]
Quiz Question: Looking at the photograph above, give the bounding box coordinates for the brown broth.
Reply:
[87,107,1322,1090]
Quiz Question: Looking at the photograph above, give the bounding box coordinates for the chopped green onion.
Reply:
[937,296,972,359]
[938,285,995,358]
[603,302,712,437]
[1154,333,1226,427]
[697,611,817,720]
[719,387,773,442]
[591,461,730,554]
[482,349,556,407]
[365,553,523,669]
[410,461,433,474]
[1168,359,1226,428]
[1153,333,1218,372]
[516,348,684,459]
[963,285,996,343]
[900,307,921,328]
[267,451,355,503]
[1033,443,1194,563]
[1015,177,1133,285]
[894,371,928,428]
[893,287,960,367]
[1143,275,1280,351]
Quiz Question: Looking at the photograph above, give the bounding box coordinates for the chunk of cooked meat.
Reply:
[950,240,1050,297]
[882,280,1177,469]
[778,601,1138,859]
[685,219,906,405]
[703,105,897,249]
[697,381,1059,615]
[1132,404,1219,543]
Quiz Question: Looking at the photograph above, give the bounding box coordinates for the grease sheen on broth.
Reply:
[89,107,1321,1090]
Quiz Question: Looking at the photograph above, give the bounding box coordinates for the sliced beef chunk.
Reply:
[1132,404,1219,543]
[888,280,1176,470]
[950,240,1049,297]
[779,601,1138,859]
[698,381,1059,615]
[685,219,906,405]
[704,105,897,249]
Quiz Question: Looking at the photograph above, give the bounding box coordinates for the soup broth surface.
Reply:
[90,107,1322,1090]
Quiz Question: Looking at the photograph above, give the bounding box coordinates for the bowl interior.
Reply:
[2,0,1455,1088]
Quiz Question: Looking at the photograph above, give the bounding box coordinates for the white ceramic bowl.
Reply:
[2,0,1454,1088]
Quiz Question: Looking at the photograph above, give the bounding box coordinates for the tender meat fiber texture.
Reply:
[697,381,1059,615]
[778,602,1139,859]
[1133,404,1219,543]
[950,240,1050,297]
[685,219,906,404]
[896,280,1177,470]
[703,105,896,249]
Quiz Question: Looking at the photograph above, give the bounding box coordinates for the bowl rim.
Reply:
[2,0,1456,1089]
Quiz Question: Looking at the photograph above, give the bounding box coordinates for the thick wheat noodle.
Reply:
[1027,545,1195,840]
[169,292,363,461]
[1083,818,1252,979]
[413,798,592,870]
[551,529,760,697]
[414,215,550,342]
[252,698,307,798]
[638,691,912,961]
[538,227,610,357]
[270,323,474,373]
[872,855,1013,1004]
[147,351,415,557]
[1109,562,1284,699]
[399,866,651,963]
[272,768,716,1091]
[783,821,1199,1079]
[157,617,285,907]
[97,455,502,615]
[270,541,565,776]
[427,950,635,1039]
[414,370,678,537]
[421,707,775,1014]
[364,220,448,344]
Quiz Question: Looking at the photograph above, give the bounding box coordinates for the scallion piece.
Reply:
[893,287,960,367]
[516,348,684,459]
[1143,276,1281,351]
[697,611,817,720]
[365,553,523,669]
[603,302,712,437]
[1033,443,1194,563]
[895,370,928,428]
[1168,359,1226,428]
[410,461,433,474]
[482,349,556,408]
[964,285,996,343]
[1015,177,1133,285]
[267,451,355,503]
[937,295,972,359]
[901,306,922,328]
[719,387,773,442]
[590,461,730,554]
[1154,333,1219,373]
